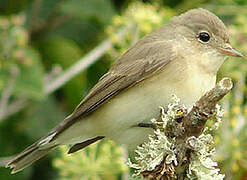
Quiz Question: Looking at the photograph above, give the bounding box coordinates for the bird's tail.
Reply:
[5,139,58,174]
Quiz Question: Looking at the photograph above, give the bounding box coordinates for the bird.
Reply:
[5,8,243,174]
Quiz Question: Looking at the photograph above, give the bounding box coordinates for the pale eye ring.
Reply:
[198,32,210,42]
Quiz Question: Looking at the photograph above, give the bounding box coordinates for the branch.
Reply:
[0,98,29,120]
[182,77,233,137]
[129,77,233,180]
[0,26,130,120]
[0,67,19,121]
[174,77,232,179]
[44,26,128,94]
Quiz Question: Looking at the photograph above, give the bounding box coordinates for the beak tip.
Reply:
[220,46,244,58]
[239,53,244,58]
[233,50,244,57]
[235,52,244,58]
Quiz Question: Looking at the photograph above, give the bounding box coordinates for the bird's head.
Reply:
[171,8,243,73]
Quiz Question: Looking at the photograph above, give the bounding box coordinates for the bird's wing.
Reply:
[52,37,176,139]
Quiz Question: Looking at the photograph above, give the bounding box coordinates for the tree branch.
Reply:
[0,26,130,121]
[44,26,128,94]
[0,67,19,121]
[173,77,232,179]
[182,77,232,138]
[130,77,233,180]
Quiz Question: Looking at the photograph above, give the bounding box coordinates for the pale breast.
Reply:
[88,59,215,132]
[55,59,216,148]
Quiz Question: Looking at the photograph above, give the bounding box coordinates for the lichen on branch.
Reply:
[127,77,233,180]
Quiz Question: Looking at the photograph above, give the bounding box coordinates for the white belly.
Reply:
[55,61,216,149]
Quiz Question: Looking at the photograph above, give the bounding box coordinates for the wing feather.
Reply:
[52,36,176,139]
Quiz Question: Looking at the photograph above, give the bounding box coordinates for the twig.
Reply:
[43,39,111,93]
[0,98,29,120]
[140,77,233,179]
[0,67,19,121]
[182,77,233,137]
[44,26,129,94]
[0,26,130,121]
[175,77,232,179]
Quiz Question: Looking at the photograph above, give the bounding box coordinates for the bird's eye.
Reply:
[198,32,210,42]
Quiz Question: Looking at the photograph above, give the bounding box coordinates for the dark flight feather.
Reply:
[68,136,105,154]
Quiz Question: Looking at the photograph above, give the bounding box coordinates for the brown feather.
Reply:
[52,34,176,140]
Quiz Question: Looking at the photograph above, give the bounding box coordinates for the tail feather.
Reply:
[6,133,104,173]
[6,142,58,174]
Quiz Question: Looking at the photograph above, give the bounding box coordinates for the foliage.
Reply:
[106,2,174,60]
[53,140,128,180]
[0,14,45,100]
[0,0,247,180]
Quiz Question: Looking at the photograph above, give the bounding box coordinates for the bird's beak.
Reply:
[218,44,243,57]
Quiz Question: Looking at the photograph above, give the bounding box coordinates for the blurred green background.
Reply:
[0,0,247,179]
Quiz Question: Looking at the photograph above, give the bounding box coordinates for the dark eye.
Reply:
[198,32,210,42]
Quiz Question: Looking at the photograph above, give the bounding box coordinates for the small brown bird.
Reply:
[6,8,243,173]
